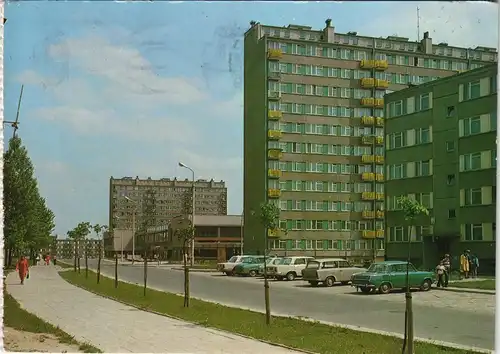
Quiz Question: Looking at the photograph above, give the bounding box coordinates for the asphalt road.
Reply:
[79,259,494,350]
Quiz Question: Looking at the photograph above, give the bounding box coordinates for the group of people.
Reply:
[15,254,57,285]
[35,254,56,266]
[435,250,479,287]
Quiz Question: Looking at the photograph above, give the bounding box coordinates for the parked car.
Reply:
[266,256,314,281]
[301,258,363,287]
[217,255,253,276]
[350,261,434,294]
[233,256,267,277]
[259,257,282,276]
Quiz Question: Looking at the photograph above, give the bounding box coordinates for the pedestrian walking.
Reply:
[441,253,451,287]
[35,254,40,265]
[15,255,30,285]
[460,250,469,279]
[469,253,479,278]
[435,262,446,288]
[45,254,51,266]
[53,255,57,266]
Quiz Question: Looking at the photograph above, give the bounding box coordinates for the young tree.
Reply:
[93,224,108,284]
[67,222,91,274]
[258,201,281,325]
[398,196,429,354]
[175,225,196,308]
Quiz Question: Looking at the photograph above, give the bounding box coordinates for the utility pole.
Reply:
[178,162,195,266]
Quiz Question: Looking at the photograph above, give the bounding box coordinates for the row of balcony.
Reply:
[361,210,385,219]
[268,49,283,60]
[269,91,282,100]
[362,230,385,239]
[361,172,384,182]
[361,136,384,146]
[361,116,384,127]
[268,188,282,198]
[359,60,389,70]
[268,149,283,160]
[268,110,283,120]
[268,169,282,179]
[268,130,282,140]
[360,97,384,108]
[361,154,384,164]
[361,192,384,201]
[360,78,390,89]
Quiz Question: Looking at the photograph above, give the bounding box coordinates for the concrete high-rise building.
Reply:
[384,64,496,272]
[109,176,227,232]
[243,19,497,263]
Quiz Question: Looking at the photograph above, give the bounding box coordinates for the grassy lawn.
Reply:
[57,261,74,269]
[451,279,495,290]
[60,269,476,354]
[3,291,101,353]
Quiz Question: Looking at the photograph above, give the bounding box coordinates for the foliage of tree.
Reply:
[4,137,55,266]
[175,225,196,308]
[67,221,92,272]
[92,224,108,284]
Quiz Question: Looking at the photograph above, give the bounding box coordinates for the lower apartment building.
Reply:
[384,64,496,273]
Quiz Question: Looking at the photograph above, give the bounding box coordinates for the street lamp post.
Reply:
[124,196,137,264]
[240,212,244,255]
[179,162,195,266]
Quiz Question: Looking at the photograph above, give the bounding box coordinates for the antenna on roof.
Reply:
[417,6,421,41]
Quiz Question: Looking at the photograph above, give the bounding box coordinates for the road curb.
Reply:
[171,267,218,273]
[434,287,495,295]
[57,265,492,354]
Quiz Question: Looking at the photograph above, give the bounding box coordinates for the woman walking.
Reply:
[16,255,30,285]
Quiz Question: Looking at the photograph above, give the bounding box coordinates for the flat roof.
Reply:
[194,215,242,227]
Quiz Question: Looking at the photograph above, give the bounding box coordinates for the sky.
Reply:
[4,1,498,237]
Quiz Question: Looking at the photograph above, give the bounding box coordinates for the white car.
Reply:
[217,255,254,276]
[266,256,315,281]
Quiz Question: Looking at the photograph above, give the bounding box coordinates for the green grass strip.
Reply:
[59,269,476,354]
[450,280,495,290]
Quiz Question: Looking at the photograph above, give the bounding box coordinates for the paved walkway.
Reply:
[6,266,300,353]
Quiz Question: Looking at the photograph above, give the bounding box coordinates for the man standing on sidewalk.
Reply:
[15,255,29,285]
[441,254,451,287]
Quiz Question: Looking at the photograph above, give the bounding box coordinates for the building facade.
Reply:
[55,238,103,259]
[243,19,497,262]
[385,64,496,272]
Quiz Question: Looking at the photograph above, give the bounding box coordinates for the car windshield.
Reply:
[228,256,238,263]
[280,257,293,265]
[266,258,278,264]
[271,258,281,264]
[306,261,320,269]
[366,264,388,273]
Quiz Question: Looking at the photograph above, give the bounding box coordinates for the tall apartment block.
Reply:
[243,19,497,263]
[109,176,227,232]
[385,64,497,272]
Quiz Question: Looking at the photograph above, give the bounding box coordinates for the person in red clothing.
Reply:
[45,254,50,265]
[16,255,29,285]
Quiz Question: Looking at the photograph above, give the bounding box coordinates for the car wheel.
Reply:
[249,270,257,277]
[286,272,296,281]
[420,279,432,292]
[379,282,391,294]
[360,287,372,294]
[309,281,318,287]
[324,276,335,287]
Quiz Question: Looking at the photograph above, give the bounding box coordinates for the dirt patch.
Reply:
[3,327,84,353]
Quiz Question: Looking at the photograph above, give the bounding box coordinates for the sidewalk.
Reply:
[6,266,300,353]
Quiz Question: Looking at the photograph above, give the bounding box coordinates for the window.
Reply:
[446,141,455,152]
[492,149,497,168]
[394,101,403,116]
[466,80,481,100]
[420,93,430,110]
[447,174,455,185]
[390,164,405,179]
[463,117,481,136]
[416,128,430,144]
[416,160,430,177]
[465,188,482,205]
[448,209,456,219]
[491,111,497,131]
[393,226,404,242]
[416,193,431,209]
[463,152,482,171]
[464,224,483,241]
[446,106,455,118]
[392,132,405,148]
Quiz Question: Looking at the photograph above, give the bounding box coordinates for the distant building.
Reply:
[384,64,496,272]
[55,238,103,259]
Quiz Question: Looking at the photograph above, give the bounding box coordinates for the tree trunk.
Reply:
[85,249,88,279]
[97,242,101,284]
[263,259,271,325]
[114,254,118,288]
[143,250,148,297]
[403,224,414,354]
[73,243,77,272]
[77,240,81,273]
[183,242,190,308]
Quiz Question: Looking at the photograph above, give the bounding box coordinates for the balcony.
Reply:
[360,78,375,88]
[268,71,281,80]
[376,193,384,200]
[268,110,283,120]
[361,136,375,145]
[268,149,283,160]
[268,91,282,100]
[362,192,376,200]
[361,155,374,163]
[359,60,375,69]
[376,210,385,219]
[268,228,280,237]
[361,172,375,181]
[268,188,281,198]
[361,116,375,125]
[375,79,389,89]
[362,230,377,239]
[268,130,282,140]
[268,169,282,179]
[375,117,384,127]
[362,210,375,219]
[376,230,384,238]
[374,98,384,108]
[268,49,283,60]
[375,173,384,182]
[376,155,384,164]
[375,60,389,70]
[375,136,384,145]
[360,97,375,107]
